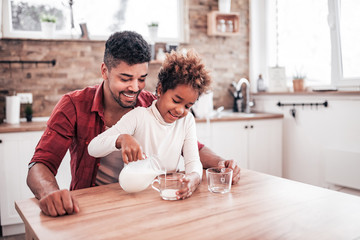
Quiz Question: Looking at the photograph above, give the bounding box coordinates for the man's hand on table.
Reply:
[198,146,241,184]
[39,189,80,217]
[218,159,241,184]
[27,163,80,217]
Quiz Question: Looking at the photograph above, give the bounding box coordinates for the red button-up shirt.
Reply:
[30,82,204,190]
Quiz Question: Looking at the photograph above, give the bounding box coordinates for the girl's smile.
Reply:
[156,84,199,124]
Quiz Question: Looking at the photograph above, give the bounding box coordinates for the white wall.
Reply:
[253,93,360,189]
[0,0,3,38]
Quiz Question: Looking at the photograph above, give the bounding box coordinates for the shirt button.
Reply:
[85,141,89,144]
[97,163,100,167]
[92,183,95,187]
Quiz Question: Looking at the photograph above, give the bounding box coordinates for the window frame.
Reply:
[0,1,2,38]
[328,0,360,87]
[250,0,360,91]
[1,0,189,43]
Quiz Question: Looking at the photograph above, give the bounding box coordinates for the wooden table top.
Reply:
[15,169,360,240]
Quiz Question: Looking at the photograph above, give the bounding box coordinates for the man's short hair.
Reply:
[104,31,151,70]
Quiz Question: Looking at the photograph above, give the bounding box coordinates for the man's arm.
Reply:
[27,163,79,216]
[26,95,79,217]
[199,146,241,184]
[198,146,223,169]
[27,163,60,200]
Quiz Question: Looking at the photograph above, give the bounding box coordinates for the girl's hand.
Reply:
[177,172,201,200]
[116,134,144,164]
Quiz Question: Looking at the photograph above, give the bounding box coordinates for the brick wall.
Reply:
[187,0,249,109]
[0,0,249,118]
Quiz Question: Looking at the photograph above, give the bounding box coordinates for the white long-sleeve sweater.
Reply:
[88,100,203,178]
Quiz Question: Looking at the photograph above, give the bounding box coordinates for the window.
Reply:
[1,0,188,42]
[329,0,360,86]
[339,0,360,79]
[250,0,360,90]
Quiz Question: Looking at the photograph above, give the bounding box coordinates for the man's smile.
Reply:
[122,92,136,99]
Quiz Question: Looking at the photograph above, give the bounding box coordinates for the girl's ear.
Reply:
[156,83,163,97]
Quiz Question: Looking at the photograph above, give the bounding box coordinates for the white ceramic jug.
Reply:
[119,155,165,193]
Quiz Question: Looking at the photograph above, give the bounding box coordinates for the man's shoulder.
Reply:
[66,85,99,99]
[49,84,100,119]
[52,84,101,114]
[137,90,156,107]
[59,84,101,109]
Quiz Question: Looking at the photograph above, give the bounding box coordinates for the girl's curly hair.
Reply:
[157,49,211,97]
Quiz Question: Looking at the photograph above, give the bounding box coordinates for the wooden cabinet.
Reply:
[0,131,71,236]
[196,119,283,177]
[207,11,241,36]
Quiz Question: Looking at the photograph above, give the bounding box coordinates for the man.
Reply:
[27,31,241,217]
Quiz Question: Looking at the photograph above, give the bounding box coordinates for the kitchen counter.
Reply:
[0,121,47,133]
[195,111,283,123]
[0,112,283,133]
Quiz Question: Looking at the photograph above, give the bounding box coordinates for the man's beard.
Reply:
[110,89,140,108]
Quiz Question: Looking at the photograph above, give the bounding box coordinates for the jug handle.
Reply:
[151,178,160,192]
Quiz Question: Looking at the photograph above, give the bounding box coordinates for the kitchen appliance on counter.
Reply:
[229,78,252,113]
[5,95,20,124]
[191,91,213,119]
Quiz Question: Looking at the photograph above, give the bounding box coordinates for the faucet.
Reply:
[237,78,251,113]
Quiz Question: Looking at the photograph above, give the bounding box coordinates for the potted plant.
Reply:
[40,14,57,38]
[148,22,159,42]
[292,71,306,92]
[25,103,33,122]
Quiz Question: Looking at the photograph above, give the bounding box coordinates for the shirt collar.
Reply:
[91,81,105,119]
[149,100,173,126]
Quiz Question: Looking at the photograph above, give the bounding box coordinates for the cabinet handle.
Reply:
[0,139,2,143]
[244,126,248,129]
[250,125,254,129]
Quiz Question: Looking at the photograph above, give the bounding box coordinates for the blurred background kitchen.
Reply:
[0,0,359,237]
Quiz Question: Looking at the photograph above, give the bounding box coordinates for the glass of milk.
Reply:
[119,155,165,193]
[151,172,185,200]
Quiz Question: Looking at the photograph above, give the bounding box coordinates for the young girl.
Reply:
[88,49,211,199]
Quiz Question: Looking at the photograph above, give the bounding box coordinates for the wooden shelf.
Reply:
[207,11,241,36]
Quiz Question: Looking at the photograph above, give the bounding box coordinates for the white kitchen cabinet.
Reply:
[196,118,283,177]
[0,131,71,236]
[195,119,212,147]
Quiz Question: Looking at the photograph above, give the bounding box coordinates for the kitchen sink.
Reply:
[194,108,283,121]
[194,109,283,121]
[217,111,257,118]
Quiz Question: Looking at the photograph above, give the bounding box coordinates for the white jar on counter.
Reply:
[217,19,226,33]
[156,48,166,61]
[226,20,233,33]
